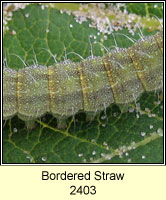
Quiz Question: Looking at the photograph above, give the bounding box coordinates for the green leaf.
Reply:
[3,3,163,163]
[125,3,163,18]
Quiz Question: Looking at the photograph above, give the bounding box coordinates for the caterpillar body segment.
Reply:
[3,31,163,128]
[3,68,17,120]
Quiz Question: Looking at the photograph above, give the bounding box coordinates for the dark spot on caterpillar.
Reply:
[3,31,163,130]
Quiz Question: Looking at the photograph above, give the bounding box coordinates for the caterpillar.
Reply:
[3,30,163,130]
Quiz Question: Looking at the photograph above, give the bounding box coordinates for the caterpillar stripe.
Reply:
[3,31,163,128]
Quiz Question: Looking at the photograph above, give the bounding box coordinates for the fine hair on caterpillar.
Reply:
[3,30,163,130]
